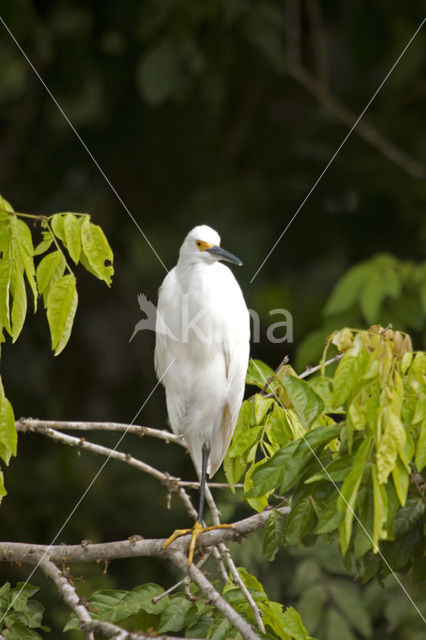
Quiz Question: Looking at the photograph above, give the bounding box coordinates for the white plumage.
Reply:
[155,225,250,479]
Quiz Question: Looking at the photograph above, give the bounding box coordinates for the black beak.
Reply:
[207,245,243,266]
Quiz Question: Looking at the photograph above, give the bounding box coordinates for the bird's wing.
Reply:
[208,268,250,476]
[154,268,187,438]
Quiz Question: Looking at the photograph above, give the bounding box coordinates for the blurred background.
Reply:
[0,1,425,638]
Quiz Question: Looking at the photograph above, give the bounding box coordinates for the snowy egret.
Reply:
[155,225,250,563]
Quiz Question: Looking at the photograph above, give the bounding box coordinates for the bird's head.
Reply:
[180,225,243,267]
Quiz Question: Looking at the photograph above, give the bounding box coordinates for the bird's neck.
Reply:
[176,259,216,292]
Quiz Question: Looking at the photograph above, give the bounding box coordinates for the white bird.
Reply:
[155,224,250,562]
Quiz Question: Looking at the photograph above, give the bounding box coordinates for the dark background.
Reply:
[0,1,425,638]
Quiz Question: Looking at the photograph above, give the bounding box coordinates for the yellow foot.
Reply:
[163,521,234,565]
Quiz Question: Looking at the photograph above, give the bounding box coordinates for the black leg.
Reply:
[198,443,210,524]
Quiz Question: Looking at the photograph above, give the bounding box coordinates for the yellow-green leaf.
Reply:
[63,213,81,263]
[80,218,114,285]
[0,378,17,465]
[34,232,53,256]
[415,419,426,472]
[371,462,388,551]
[36,251,65,295]
[0,257,11,333]
[46,274,78,355]
[376,408,406,484]
[10,265,27,342]
[338,435,372,553]
[51,214,66,243]
[392,456,409,506]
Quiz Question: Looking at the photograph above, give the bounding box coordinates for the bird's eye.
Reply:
[196,241,202,247]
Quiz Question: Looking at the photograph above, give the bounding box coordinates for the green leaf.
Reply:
[137,40,178,106]
[325,608,356,640]
[280,606,311,640]
[0,194,14,213]
[157,595,193,633]
[265,404,292,448]
[376,408,406,484]
[253,395,273,424]
[63,213,81,263]
[284,498,315,546]
[360,271,384,323]
[0,257,11,334]
[315,494,344,534]
[393,497,425,538]
[282,375,324,428]
[297,584,326,634]
[50,214,66,243]
[36,251,65,295]
[10,265,27,342]
[338,435,372,553]
[324,262,370,315]
[80,218,114,285]
[11,218,37,312]
[46,274,78,356]
[415,419,426,472]
[391,456,409,506]
[371,462,388,551]
[305,454,353,484]
[329,580,372,637]
[263,510,287,561]
[34,232,53,256]
[244,459,271,512]
[333,353,365,408]
[246,359,275,389]
[227,426,263,459]
[0,378,17,466]
[247,425,340,498]
[64,584,167,631]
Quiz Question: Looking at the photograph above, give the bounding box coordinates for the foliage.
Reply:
[291,543,426,640]
[0,192,113,501]
[297,255,426,369]
[0,582,49,640]
[225,326,426,583]
[64,571,314,640]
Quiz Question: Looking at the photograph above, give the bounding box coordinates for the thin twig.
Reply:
[284,0,301,67]
[17,418,185,447]
[0,507,290,564]
[181,554,261,640]
[306,0,329,88]
[298,353,343,379]
[204,486,266,633]
[22,425,197,520]
[287,62,425,178]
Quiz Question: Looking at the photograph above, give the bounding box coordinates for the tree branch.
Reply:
[16,423,197,520]
[17,418,185,447]
[41,556,205,639]
[0,507,289,565]
[287,61,426,178]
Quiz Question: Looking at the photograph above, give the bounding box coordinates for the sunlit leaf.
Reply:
[282,375,324,428]
[0,377,17,466]
[46,274,78,356]
[80,218,114,285]
[63,213,81,263]
[338,435,372,553]
[10,264,27,342]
